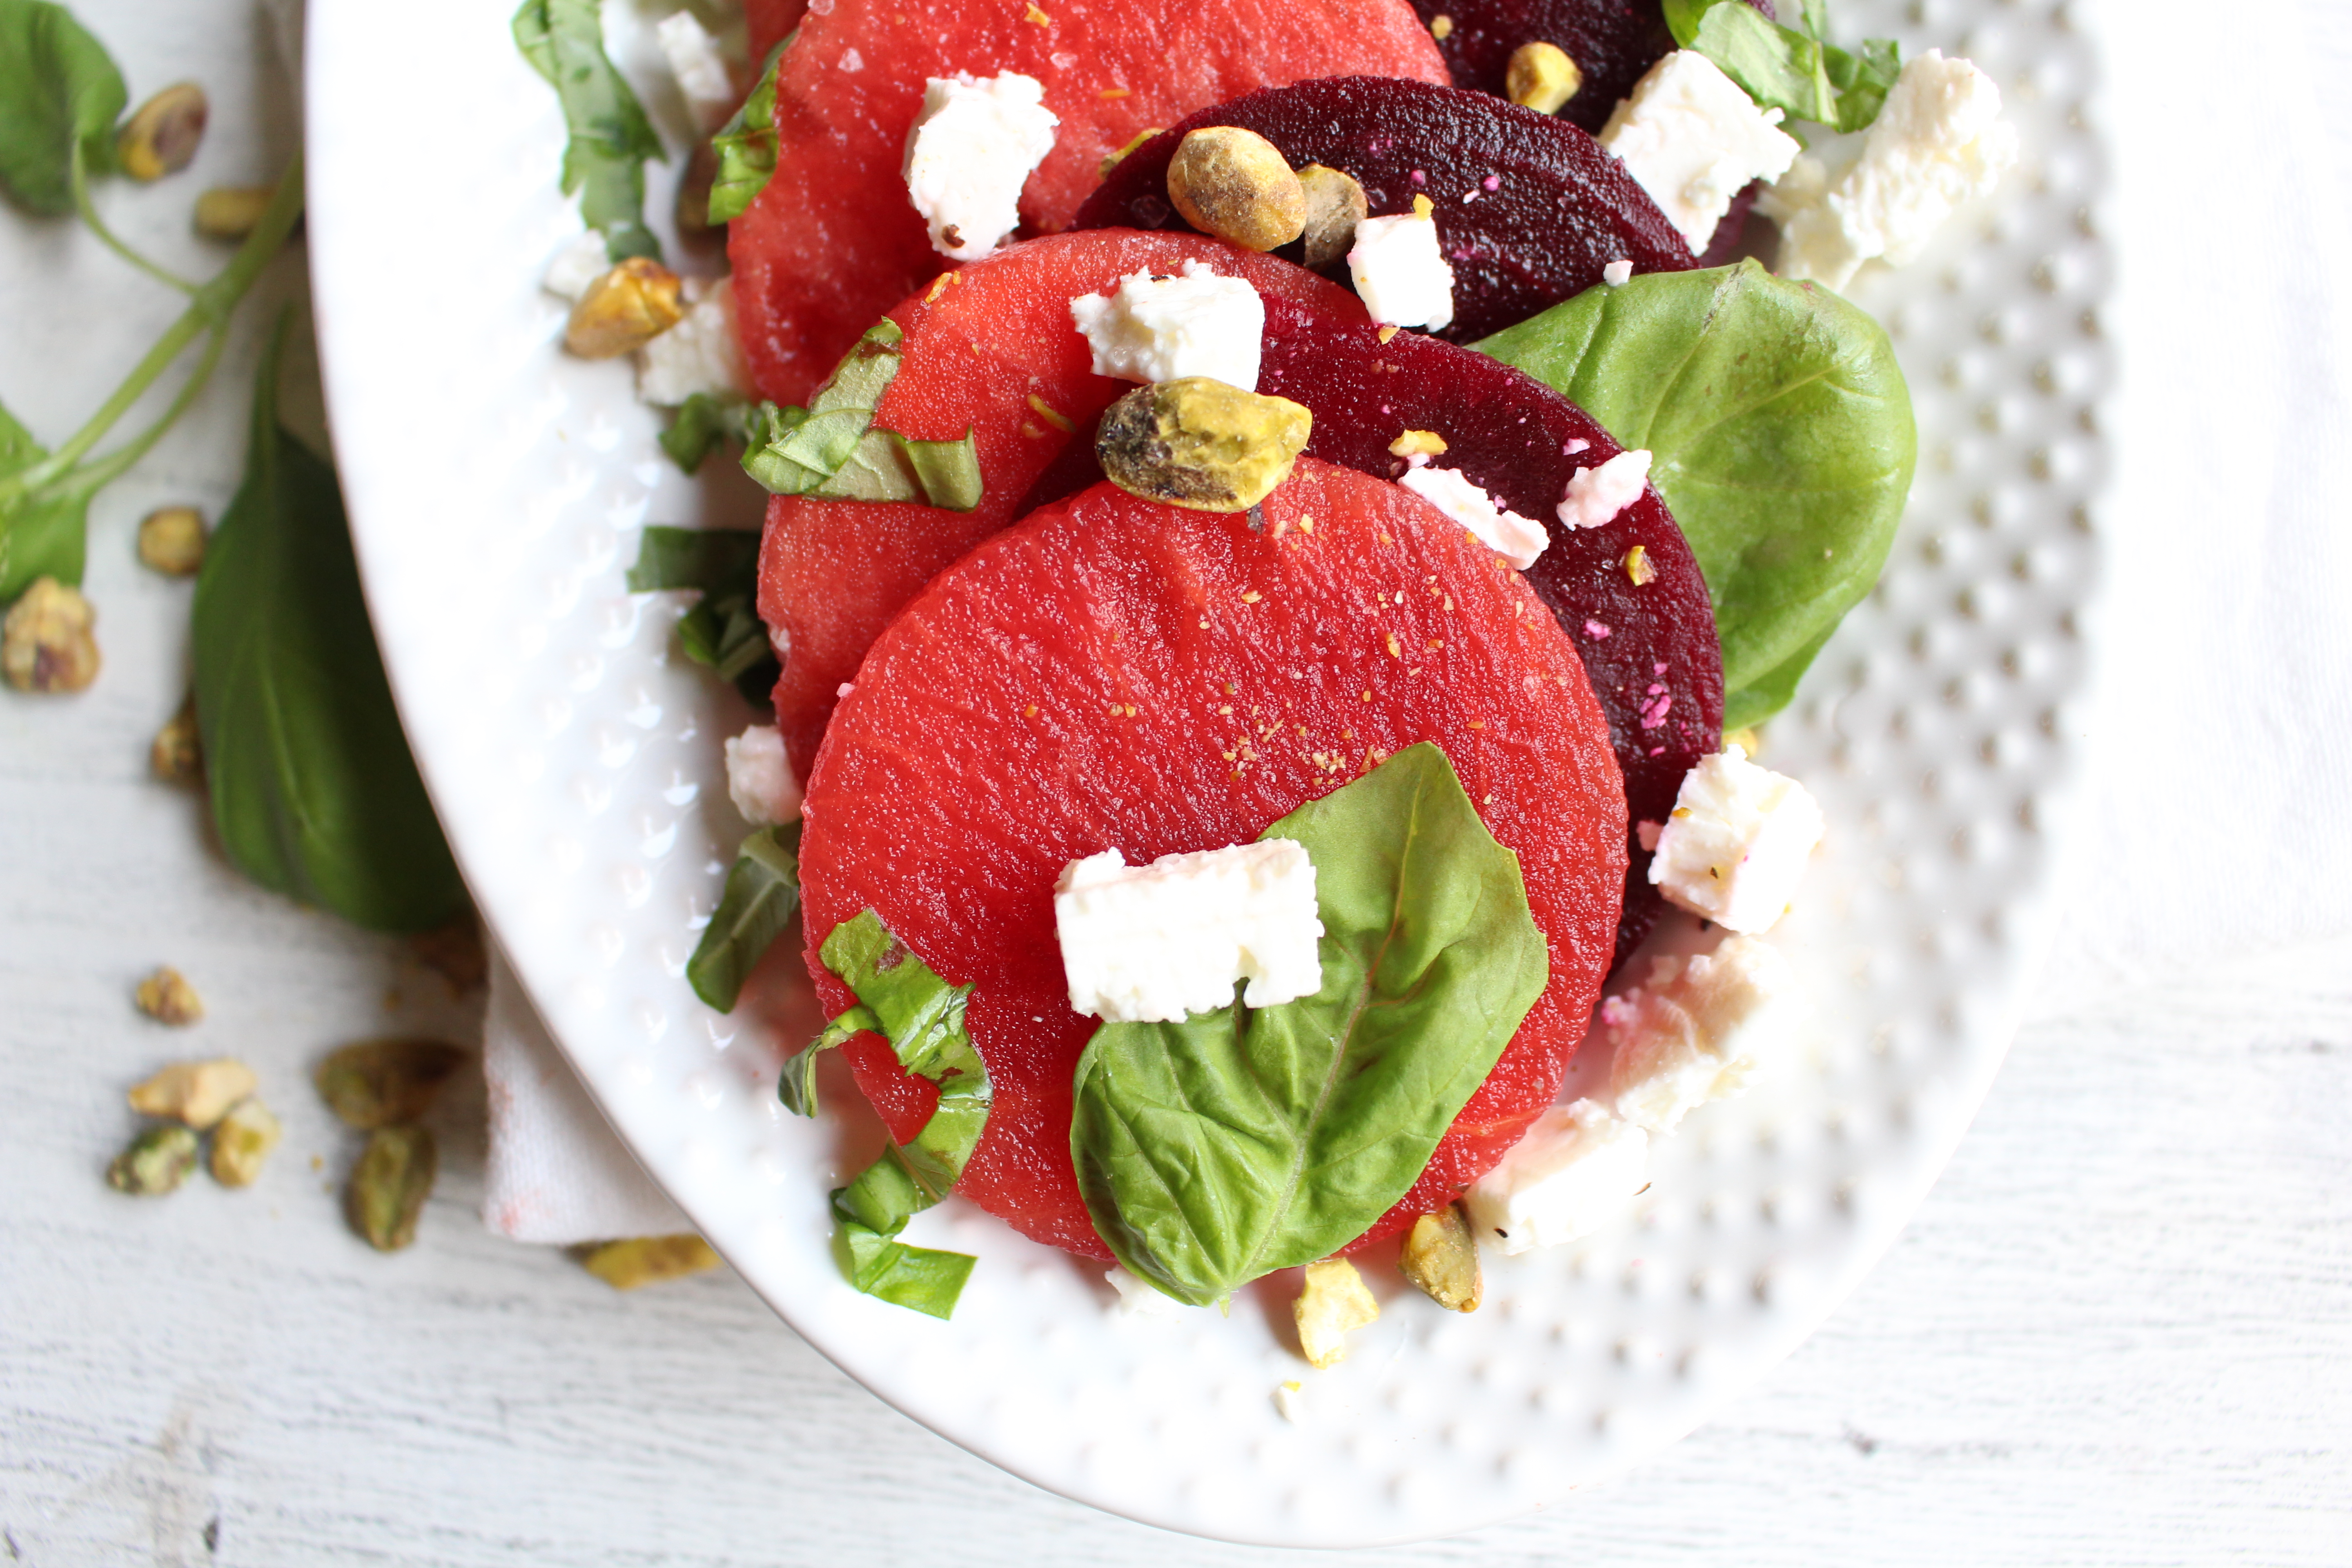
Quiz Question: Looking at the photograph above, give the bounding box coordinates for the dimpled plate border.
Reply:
[305,0,2109,1545]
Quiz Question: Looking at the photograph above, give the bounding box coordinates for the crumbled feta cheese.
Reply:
[1067,260,1264,389]
[1606,936,1808,1132]
[637,276,753,405]
[1105,1265,1187,1319]
[1273,1381,1307,1422]
[543,230,611,303]
[1647,743,1823,932]
[1599,51,1801,254]
[656,10,738,133]
[1461,1099,1649,1255]
[724,724,803,826]
[902,72,1059,261]
[1055,839,1323,1024]
[1555,447,1652,530]
[1761,50,2018,289]
[1346,200,1455,330]
[1602,258,1634,286]
[1398,466,1548,569]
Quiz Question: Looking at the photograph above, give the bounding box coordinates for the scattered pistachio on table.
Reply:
[192,185,274,241]
[134,965,205,1026]
[408,918,488,994]
[127,1058,255,1129]
[207,1098,282,1188]
[1398,1203,1483,1312]
[151,696,203,784]
[116,82,209,181]
[2,578,102,694]
[578,1235,724,1290]
[1294,1256,1381,1370]
[135,506,208,575]
[347,1125,437,1251]
[107,1125,200,1196]
[314,1039,469,1129]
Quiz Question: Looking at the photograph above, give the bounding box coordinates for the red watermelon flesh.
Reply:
[755,231,1363,786]
[725,0,1448,404]
[1070,75,1694,344]
[1408,0,1774,134]
[798,458,1627,1259]
[745,0,805,60]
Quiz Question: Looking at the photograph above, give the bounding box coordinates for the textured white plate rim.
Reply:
[305,0,2111,1544]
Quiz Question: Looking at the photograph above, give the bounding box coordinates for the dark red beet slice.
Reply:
[1408,0,1772,133]
[800,458,1626,1259]
[1069,76,1694,344]
[1021,294,1724,962]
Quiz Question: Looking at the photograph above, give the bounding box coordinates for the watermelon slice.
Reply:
[754,230,1363,785]
[799,458,1627,1259]
[725,0,1449,404]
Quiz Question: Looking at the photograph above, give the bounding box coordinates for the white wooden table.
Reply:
[4,1,2348,1562]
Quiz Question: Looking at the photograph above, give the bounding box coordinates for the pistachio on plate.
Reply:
[1294,1255,1380,1369]
[1397,1202,1482,1312]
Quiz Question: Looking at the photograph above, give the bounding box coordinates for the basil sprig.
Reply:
[1662,0,1901,136]
[1072,745,1549,1308]
[624,524,779,706]
[740,320,983,512]
[803,910,989,1318]
[191,315,466,932]
[686,824,803,1012]
[707,35,789,225]
[511,0,665,263]
[0,0,124,215]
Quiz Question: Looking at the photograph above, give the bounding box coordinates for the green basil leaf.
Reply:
[707,34,789,225]
[1660,0,1708,47]
[0,0,127,215]
[0,483,89,601]
[624,522,761,593]
[740,321,985,510]
[833,1206,975,1319]
[1475,260,1914,722]
[685,823,803,1012]
[1664,0,1899,133]
[1071,743,1549,1308]
[659,392,760,474]
[511,0,664,262]
[1720,617,1835,732]
[779,1004,879,1117]
[191,317,465,932]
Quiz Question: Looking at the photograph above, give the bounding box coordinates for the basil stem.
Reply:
[685,824,803,1012]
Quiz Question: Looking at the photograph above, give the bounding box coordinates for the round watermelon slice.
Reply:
[798,458,1627,1259]
[725,0,1449,404]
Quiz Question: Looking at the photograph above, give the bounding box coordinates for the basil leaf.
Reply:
[834,1202,976,1318]
[511,0,664,262]
[191,317,465,932]
[0,0,127,215]
[779,1004,878,1117]
[1720,618,1835,732]
[685,824,802,1012]
[740,321,985,511]
[707,35,789,225]
[659,392,760,474]
[624,522,761,593]
[1475,260,1915,720]
[1071,743,1549,1308]
[676,590,770,680]
[1664,0,1900,134]
[0,395,91,601]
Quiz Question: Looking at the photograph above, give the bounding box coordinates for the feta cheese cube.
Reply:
[1602,258,1634,286]
[1606,936,1808,1132]
[1462,1099,1649,1256]
[1762,50,2018,289]
[1647,743,1823,932]
[1273,1381,1307,1423]
[1398,465,1549,569]
[1599,51,1801,254]
[902,72,1059,261]
[543,230,612,303]
[637,276,753,406]
[1068,260,1264,389]
[1055,839,1323,1024]
[656,10,738,134]
[1555,447,1652,531]
[724,723,803,826]
[1346,200,1455,330]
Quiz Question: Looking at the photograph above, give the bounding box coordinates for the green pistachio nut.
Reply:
[347,1125,437,1251]
[1096,378,1312,513]
[209,1098,283,1188]
[578,1234,724,1289]
[107,1125,199,1196]
[314,1039,469,1129]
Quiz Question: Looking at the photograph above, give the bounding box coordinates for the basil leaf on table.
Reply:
[685,824,803,1012]
[0,396,92,600]
[1475,260,1915,722]
[1661,0,1901,134]
[707,35,789,225]
[511,0,665,262]
[191,317,465,933]
[741,320,983,511]
[0,0,126,215]
[1071,744,1549,1308]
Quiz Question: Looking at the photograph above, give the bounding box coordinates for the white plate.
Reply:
[305,0,2109,1545]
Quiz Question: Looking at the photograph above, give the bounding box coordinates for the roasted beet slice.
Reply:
[1409,0,1773,133]
[1025,294,1724,961]
[1069,76,1694,343]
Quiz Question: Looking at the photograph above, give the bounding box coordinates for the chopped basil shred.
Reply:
[778,1005,878,1117]
[1662,0,1901,135]
[623,524,779,705]
[511,0,665,262]
[740,320,983,511]
[686,824,803,1012]
[706,34,789,224]
[813,910,990,1318]
[659,392,762,474]
[624,522,760,593]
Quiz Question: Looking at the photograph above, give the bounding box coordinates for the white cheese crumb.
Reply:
[1346,207,1455,330]
[723,724,802,827]
[1068,260,1264,389]
[1761,50,2018,289]
[1462,1099,1649,1255]
[1555,448,1652,530]
[1599,51,1801,254]
[1398,466,1548,569]
[637,276,753,406]
[1606,936,1809,1132]
[1602,258,1634,286]
[902,72,1059,261]
[1647,743,1823,932]
[1273,1381,1307,1423]
[656,10,738,134]
[543,230,611,302]
[1055,839,1323,1024]
[1105,1265,1187,1319]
